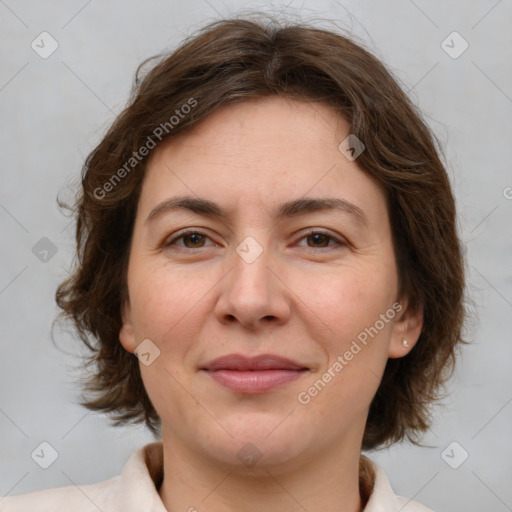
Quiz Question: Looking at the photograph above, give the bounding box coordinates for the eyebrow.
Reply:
[144,195,368,227]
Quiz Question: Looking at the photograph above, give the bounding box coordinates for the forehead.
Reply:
[138,96,387,225]
[162,96,348,162]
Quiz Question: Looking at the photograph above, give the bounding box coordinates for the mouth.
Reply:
[200,354,310,394]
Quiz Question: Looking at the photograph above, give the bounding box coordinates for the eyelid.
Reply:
[294,229,347,248]
[164,228,217,248]
[163,227,348,250]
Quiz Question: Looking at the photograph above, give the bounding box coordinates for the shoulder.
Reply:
[362,456,436,512]
[0,442,165,512]
[0,475,121,512]
[394,495,436,512]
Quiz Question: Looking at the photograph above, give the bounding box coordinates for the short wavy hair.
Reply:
[55,14,467,450]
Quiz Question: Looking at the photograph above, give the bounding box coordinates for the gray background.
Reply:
[1,1,511,510]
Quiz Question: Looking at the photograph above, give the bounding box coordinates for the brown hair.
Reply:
[55,13,466,450]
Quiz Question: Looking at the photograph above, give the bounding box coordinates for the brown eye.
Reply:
[165,230,213,249]
[182,233,206,248]
[306,233,331,248]
[296,230,345,249]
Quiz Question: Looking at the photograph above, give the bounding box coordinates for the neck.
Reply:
[158,432,366,512]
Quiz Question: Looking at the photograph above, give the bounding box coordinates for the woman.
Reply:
[2,14,466,512]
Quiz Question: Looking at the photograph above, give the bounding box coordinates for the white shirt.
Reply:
[0,442,434,511]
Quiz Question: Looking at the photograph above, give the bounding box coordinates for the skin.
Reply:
[119,96,423,512]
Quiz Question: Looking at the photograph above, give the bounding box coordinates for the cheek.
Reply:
[289,259,397,413]
[128,261,218,343]
[316,271,397,398]
[287,261,396,342]
[132,267,210,417]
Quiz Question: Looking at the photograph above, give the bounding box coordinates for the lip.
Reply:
[200,354,309,394]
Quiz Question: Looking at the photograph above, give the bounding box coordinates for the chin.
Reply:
[194,412,314,472]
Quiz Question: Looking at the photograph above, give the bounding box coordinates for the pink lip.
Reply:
[200,354,309,394]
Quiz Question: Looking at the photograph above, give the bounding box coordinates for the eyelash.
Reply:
[163,229,347,251]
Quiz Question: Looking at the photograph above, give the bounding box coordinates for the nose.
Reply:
[214,241,291,330]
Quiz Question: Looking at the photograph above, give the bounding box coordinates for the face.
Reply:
[120,96,422,472]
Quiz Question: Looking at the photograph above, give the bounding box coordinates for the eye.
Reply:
[296,230,346,249]
[163,229,346,251]
[164,230,215,249]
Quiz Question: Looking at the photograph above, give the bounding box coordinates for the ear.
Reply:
[119,299,137,354]
[388,297,423,358]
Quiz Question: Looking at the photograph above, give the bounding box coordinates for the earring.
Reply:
[402,338,409,348]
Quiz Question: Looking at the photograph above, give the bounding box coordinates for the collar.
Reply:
[118,442,430,512]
